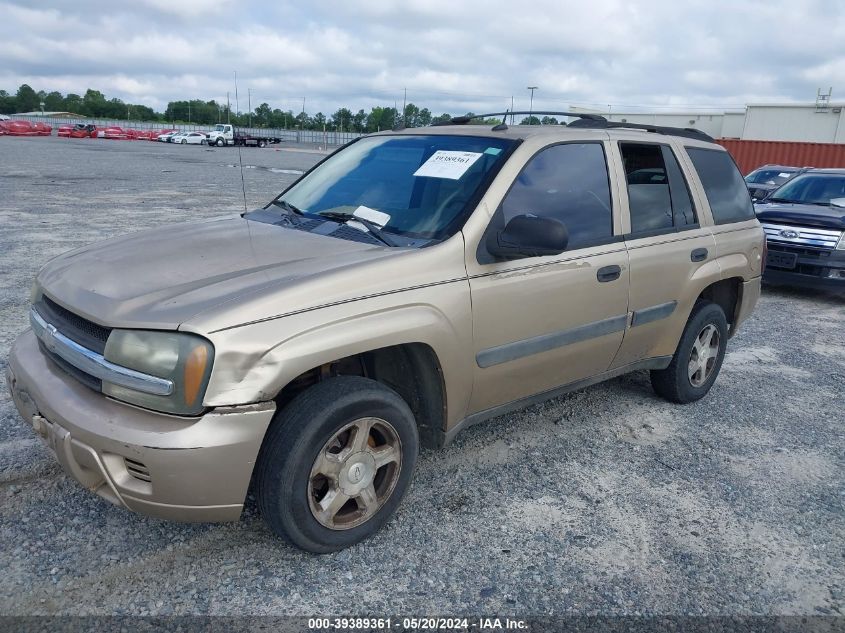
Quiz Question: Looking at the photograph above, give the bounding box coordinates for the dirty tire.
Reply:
[650,301,728,404]
[256,376,419,553]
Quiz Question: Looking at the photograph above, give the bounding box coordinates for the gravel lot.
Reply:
[1,135,843,618]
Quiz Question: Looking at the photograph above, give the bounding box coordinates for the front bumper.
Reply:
[763,243,845,290]
[7,329,276,522]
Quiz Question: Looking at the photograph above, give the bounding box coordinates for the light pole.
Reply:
[527,86,538,123]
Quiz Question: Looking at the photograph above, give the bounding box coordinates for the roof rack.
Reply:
[432,110,715,142]
[434,111,607,126]
[566,118,714,142]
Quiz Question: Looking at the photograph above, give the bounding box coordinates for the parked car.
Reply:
[172,131,208,145]
[745,165,811,201]
[755,169,845,289]
[7,115,763,552]
[0,120,51,136]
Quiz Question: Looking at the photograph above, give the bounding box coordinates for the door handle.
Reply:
[691,248,708,262]
[597,265,622,283]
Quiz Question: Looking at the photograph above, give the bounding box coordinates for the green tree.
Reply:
[15,84,40,112]
[44,91,65,111]
[540,116,559,125]
[520,115,541,125]
[418,108,432,127]
[0,90,16,114]
[352,109,367,133]
[254,102,272,126]
[64,93,84,114]
[330,107,353,131]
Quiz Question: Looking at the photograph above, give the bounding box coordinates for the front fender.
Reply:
[200,283,474,428]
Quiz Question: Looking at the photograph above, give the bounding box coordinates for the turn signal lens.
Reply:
[184,344,209,407]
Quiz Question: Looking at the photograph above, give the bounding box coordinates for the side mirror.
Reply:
[487,214,568,260]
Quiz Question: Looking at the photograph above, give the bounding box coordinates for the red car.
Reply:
[1,120,48,136]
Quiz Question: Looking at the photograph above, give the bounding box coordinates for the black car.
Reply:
[745,165,811,201]
[755,169,845,290]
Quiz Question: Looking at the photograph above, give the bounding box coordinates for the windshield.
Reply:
[768,173,845,205]
[214,124,226,131]
[275,134,515,241]
[745,169,795,185]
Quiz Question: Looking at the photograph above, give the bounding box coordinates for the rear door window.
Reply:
[686,147,754,224]
[620,143,698,235]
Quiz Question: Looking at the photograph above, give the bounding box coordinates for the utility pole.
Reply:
[301,97,305,129]
[226,92,230,124]
[188,101,191,123]
[527,86,538,123]
[248,88,252,128]
[402,87,407,126]
[510,96,514,124]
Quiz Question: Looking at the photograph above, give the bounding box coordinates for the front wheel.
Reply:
[181,139,187,144]
[256,376,419,553]
[216,137,224,147]
[650,301,728,404]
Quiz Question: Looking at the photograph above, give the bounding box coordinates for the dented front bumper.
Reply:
[7,329,276,522]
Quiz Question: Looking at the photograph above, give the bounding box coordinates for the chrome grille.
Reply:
[761,222,842,249]
[35,296,111,355]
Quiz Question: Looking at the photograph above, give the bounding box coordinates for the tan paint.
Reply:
[8,123,764,521]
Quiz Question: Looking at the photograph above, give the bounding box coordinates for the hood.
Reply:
[754,202,845,230]
[37,214,403,330]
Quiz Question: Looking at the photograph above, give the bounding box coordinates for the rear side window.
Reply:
[686,147,754,224]
[501,142,613,249]
[620,143,698,235]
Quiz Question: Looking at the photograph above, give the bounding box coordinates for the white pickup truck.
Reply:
[205,124,283,148]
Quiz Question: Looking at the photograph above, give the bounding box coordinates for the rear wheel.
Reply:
[256,376,419,553]
[258,140,267,148]
[650,301,728,404]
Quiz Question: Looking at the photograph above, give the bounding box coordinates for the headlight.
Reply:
[102,330,214,415]
[837,232,845,250]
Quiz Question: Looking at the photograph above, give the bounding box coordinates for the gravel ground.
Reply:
[0,135,843,618]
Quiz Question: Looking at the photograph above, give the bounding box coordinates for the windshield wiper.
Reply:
[271,199,306,216]
[765,197,797,204]
[316,211,396,247]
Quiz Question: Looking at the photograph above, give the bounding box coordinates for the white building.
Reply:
[570,103,845,143]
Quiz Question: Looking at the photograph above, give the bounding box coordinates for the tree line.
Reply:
[1,83,545,131]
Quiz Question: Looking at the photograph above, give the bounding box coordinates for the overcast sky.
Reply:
[0,0,843,116]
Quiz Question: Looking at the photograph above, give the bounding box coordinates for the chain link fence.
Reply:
[11,115,362,147]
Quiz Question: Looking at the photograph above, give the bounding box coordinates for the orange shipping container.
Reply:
[717,139,845,175]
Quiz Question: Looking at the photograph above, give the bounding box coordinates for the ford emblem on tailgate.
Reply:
[779,229,799,239]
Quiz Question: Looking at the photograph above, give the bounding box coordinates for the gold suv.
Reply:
[7,113,764,552]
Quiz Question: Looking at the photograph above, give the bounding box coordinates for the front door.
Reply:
[466,141,630,415]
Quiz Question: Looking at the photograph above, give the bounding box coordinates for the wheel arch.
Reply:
[696,276,743,335]
[272,342,447,450]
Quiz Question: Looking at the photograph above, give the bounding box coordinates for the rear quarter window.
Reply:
[686,147,754,224]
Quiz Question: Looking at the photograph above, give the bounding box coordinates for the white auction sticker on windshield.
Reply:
[353,205,391,226]
[414,151,483,180]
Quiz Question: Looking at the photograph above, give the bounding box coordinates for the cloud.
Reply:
[0,0,843,116]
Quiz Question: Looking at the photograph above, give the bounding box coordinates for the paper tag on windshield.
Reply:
[414,151,483,180]
[353,205,391,226]
[778,172,791,178]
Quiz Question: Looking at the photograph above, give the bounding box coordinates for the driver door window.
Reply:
[500,142,614,249]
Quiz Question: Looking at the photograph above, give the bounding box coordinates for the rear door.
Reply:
[466,140,630,414]
[609,140,717,368]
